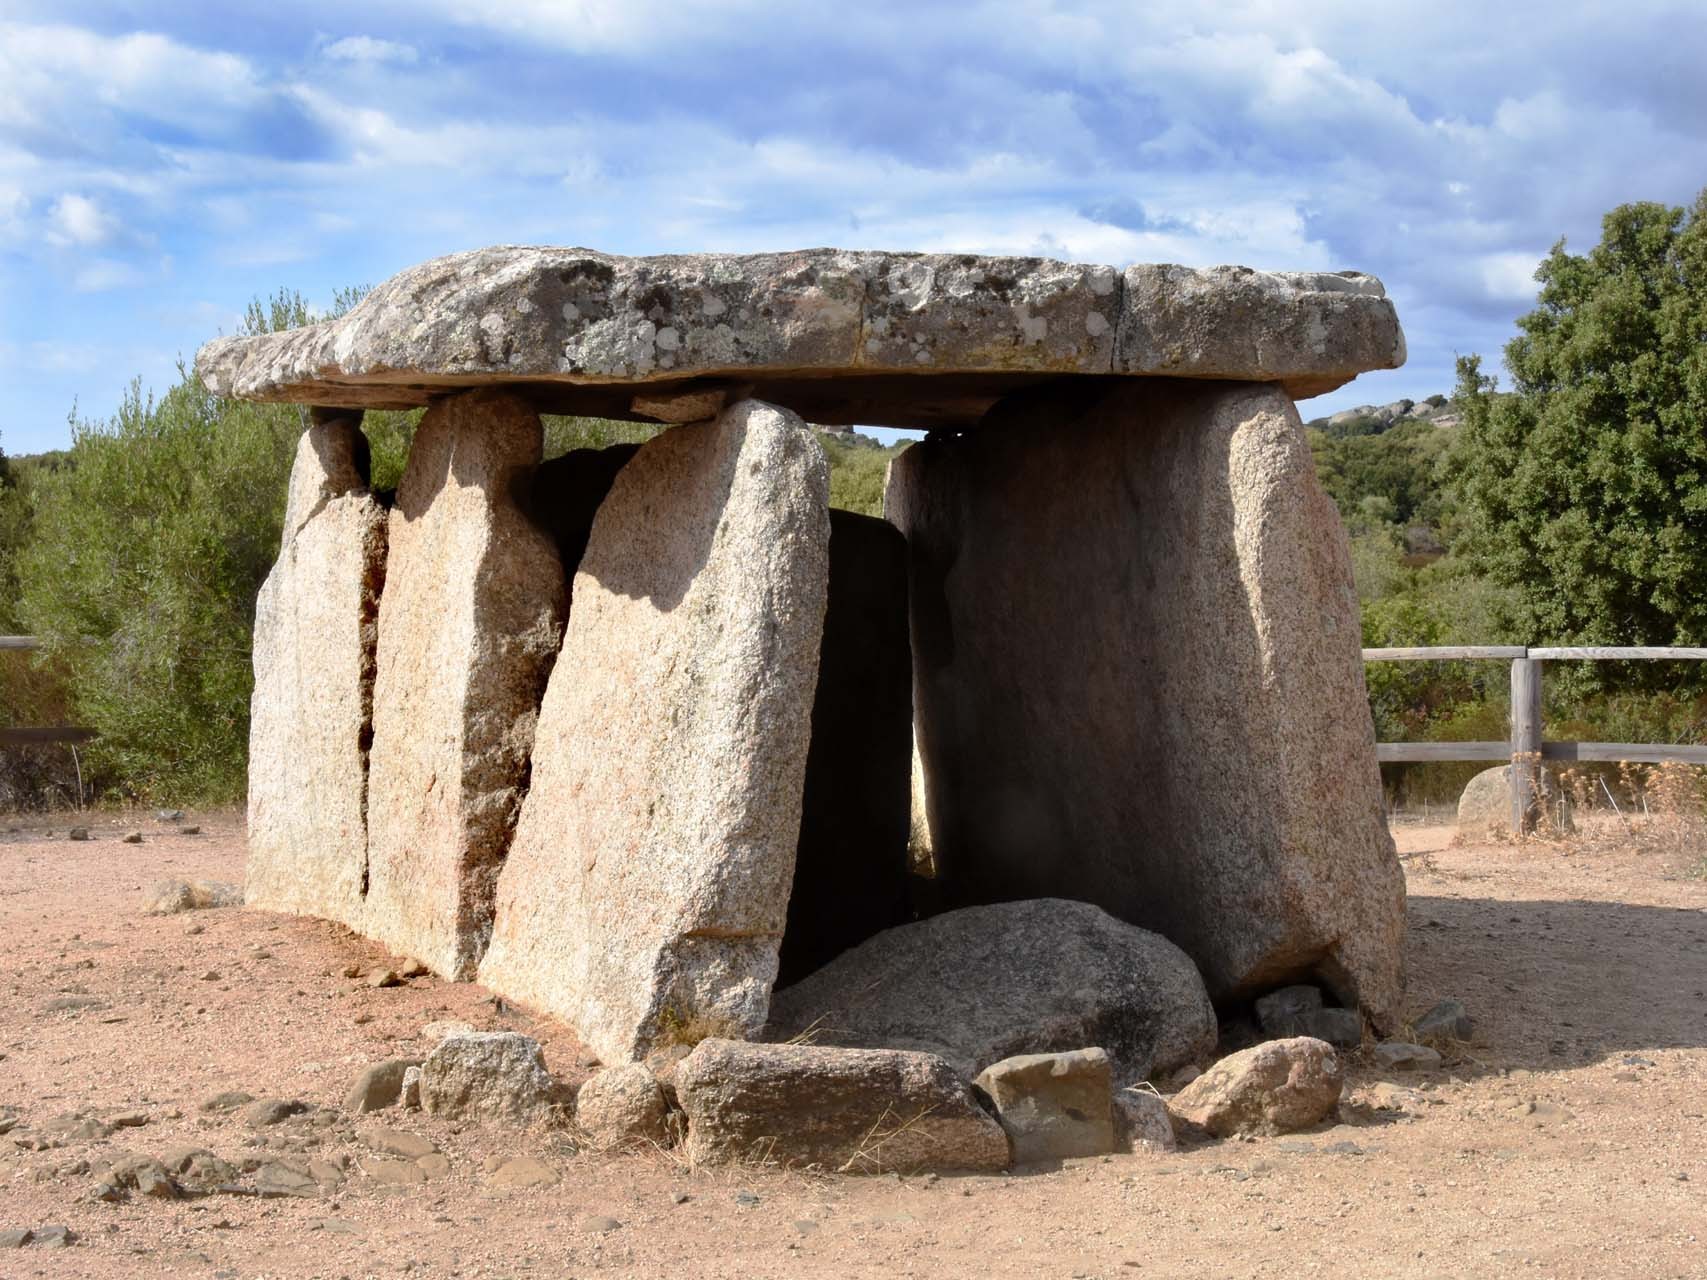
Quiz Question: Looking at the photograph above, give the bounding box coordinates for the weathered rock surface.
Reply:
[1117,264,1404,396]
[574,1064,671,1150]
[1254,985,1362,1048]
[885,380,1405,1026]
[1413,999,1474,1044]
[1113,1089,1176,1153]
[194,248,1404,428]
[676,1039,1010,1174]
[142,879,240,915]
[345,1059,423,1114]
[418,1032,563,1125]
[246,415,387,927]
[1167,1037,1344,1137]
[1373,1041,1442,1071]
[974,1048,1116,1163]
[1457,765,1572,835]
[778,509,915,986]
[477,400,830,1064]
[765,899,1216,1084]
[363,389,566,980]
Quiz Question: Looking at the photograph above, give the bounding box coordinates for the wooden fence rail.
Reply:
[0,636,96,747]
[1363,644,1707,832]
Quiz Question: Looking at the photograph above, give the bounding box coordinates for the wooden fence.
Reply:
[0,636,95,749]
[1364,645,1707,832]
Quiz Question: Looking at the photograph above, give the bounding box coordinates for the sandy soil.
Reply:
[1,810,1704,1279]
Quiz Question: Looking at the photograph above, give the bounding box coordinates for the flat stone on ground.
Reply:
[676,1039,1010,1175]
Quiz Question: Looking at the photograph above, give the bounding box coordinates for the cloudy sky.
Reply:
[2,1,1704,453]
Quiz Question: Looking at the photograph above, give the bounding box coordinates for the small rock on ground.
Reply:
[1167,1037,1344,1137]
[1373,1042,1442,1071]
[345,1059,423,1113]
[359,1125,436,1159]
[575,1063,671,1150]
[1113,1088,1176,1152]
[974,1048,1115,1163]
[419,1032,564,1125]
[484,1156,559,1189]
[1412,999,1474,1044]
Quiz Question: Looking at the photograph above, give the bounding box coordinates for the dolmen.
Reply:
[199,246,1408,1073]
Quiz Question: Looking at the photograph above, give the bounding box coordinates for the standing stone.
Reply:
[363,389,565,979]
[477,400,830,1063]
[246,416,387,927]
[777,509,914,986]
[886,379,1404,1026]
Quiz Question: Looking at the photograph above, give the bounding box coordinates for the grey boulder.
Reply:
[765,899,1216,1084]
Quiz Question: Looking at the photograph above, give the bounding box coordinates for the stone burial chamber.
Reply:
[202,244,1408,1073]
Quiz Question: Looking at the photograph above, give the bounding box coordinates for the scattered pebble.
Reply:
[67,827,90,842]
[122,831,144,845]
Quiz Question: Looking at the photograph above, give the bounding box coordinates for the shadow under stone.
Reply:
[778,509,916,987]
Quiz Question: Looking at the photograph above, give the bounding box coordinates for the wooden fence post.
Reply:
[1509,657,1543,834]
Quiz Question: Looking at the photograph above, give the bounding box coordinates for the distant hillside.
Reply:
[1304,395,1459,437]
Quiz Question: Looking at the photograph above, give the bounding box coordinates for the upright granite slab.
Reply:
[246,415,387,926]
[885,379,1405,1025]
[363,389,566,979]
[477,399,830,1063]
[194,247,1404,428]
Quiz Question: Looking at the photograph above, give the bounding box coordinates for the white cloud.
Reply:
[0,23,262,133]
[1479,251,1544,303]
[72,258,147,292]
[45,193,116,247]
[322,35,418,64]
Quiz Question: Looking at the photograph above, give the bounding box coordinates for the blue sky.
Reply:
[3,1,1705,453]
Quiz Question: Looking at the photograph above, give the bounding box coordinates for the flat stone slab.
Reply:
[195,247,1404,428]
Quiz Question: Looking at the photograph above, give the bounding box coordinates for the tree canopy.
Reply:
[1451,189,1707,664]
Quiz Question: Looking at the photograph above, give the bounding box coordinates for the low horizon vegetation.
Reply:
[3,189,1705,813]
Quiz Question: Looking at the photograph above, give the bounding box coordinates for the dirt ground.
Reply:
[1,812,1703,1280]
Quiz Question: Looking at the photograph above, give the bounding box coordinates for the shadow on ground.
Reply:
[1401,891,1707,1071]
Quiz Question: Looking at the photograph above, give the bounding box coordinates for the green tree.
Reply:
[16,377,301,802]
[1451,190,1707,671]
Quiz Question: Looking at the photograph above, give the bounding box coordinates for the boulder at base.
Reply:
[886,379,1405,1026]
[418,1032,564,1125]
[676,1039,1010,1174]
[974,1048,1116,1163]
[246,416,387,927]
[362,390,566,980]
[1456,765,1573,835]
[477,399,830,1064]
[765,899,1216,1084]
[1166,1036,1344,1137]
